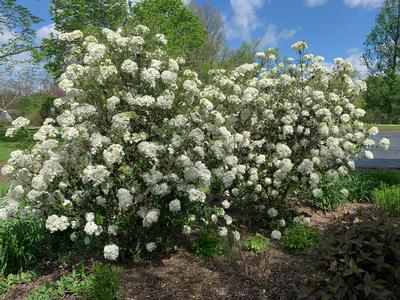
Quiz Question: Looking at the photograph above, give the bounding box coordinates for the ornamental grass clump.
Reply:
[0,26,239,260]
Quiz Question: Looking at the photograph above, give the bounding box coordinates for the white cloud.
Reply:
[343,0,384,8]
[305,0,328,7]
[225,0,297,47]
[36,23,58,42]
[323,48,368,77]
[345,48,368,77]
[305,0,383,8]
[262,25,298,47]
[225,0,266,40]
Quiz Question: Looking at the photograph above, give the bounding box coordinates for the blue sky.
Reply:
[19,0,384,75]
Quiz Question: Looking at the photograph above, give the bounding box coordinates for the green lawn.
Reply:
[0,129,35,165]
[374,124,400,131]
[0,142,27,165]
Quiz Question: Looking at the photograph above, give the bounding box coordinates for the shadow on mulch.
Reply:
[1,203,379,300]
[118,203,377,300]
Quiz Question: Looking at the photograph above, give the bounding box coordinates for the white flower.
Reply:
[84,221,102,236]
[169,199,181,212]
[291,41,308,51]
[143,209,160,227]
[232,230,241,241]
[104,244,119,260]
[312,188,323,198]
[276,143,292,158]
[155,33,167,45]
[221,200,231,209]
[379,138,390,151]
[117,188,133,210]
[82,165,110,187]
[141,68,160,87]
[146,242,157,252]
[188,188,206,203]
[121,59,138,75]
[218,226,228,237]
[267,207,278,218]
[103,144,124,165]
[161,70,177,86]
[107,96,120,112]
[11,117,30,129]
[224,214,233,225]
[85,212,95,222]
[271,230,282,240]
[45,215,69,233]
[341,188,349,198]
[368,126,379,136]
[183,225,191,235]
[365,150,374,160]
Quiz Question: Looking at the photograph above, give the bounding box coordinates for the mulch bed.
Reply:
[1,202,375,300]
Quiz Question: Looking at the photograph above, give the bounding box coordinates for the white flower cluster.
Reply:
[1,29,389,261]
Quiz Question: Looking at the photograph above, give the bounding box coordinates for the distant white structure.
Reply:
[0,110,12,122]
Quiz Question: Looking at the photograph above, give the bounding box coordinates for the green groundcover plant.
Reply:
[280,224,322,254]
[244,233,271,253]
[297,214,400,299]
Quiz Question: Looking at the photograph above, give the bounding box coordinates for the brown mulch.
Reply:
[2,202,375,300]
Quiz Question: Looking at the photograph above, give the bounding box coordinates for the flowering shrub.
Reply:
[0,27,389,261]
[0,27,237,260]
[200,44,389,207]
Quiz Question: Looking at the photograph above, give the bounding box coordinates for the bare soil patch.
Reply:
[3,202,375,300]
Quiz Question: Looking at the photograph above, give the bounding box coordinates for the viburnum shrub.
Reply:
[0,26,239,260]
[0,28,390,261]
[200,44,389,206]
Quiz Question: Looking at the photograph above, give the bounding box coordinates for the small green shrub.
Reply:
[372,184,400,216]
[27,265,91,300]
[243,233,271,253]
[313,173,372,211]
[0,219,70,276]
[0,271,36,294]
[280,225,321,254]
[297,214,400,299]
[360,171,400,189]
[0,219,47,276]
[90,263,122,300]
[192,229,224,259]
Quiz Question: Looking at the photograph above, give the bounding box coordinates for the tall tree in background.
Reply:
[36,0,129,78]
[220,40,261,69]
[187,0,228,78]
[363,0,400,75]
[0,0,40,63]
[128,0,206,63]
[38,0,207,78]
[50,0,129,31]
[362,0,400,123]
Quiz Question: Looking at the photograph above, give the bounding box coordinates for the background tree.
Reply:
[0,0,40,63]
[219,40,261,69]
[187,0,228,79]
[363,0,400,75]
[36,0,129,78]
[128,0,207,68]
[50,0,129,31]
[38,0,208,78]
[362,0,400,123]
